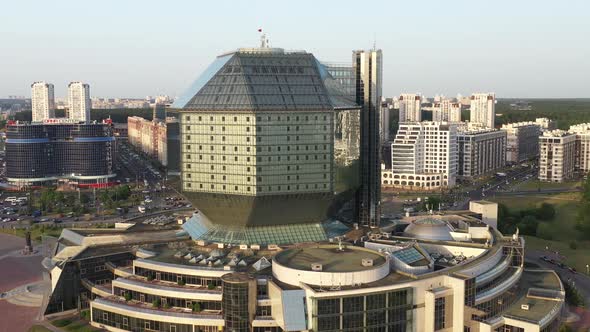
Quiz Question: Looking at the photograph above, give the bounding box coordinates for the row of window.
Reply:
[185,155,330,163]
[185,135,328,142]
[185,115,329,122]
[187,173,329,181]
[187,144,329,152]
[185,183,329,191]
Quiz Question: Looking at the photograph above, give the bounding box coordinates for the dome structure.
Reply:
[403,217,453,241]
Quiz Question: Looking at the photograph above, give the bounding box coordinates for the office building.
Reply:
[399,93,422,122]
[45,204,564,332]
[68,81,91,123]
[170,45,357,241]
[127,116,179,171]
[470,93,496,129]
[384,122,457,190]
[355,49,383,228]
[501,122,541,164]
[432,99,461,122]
[322,62,361,166]
[31,81,55,121]
[538,130,576,182]
[5,120,116,187]
[457,128,507,178]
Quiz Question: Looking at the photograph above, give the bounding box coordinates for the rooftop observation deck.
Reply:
[274,245,387,273]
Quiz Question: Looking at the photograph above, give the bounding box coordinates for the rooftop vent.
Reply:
[311,263,323,271]
[521,304,530,311]
[361,258,374,267]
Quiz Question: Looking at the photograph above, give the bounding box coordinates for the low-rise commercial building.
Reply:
[501,122,541,163]
[44,205,564,332]
[457,128,506,178]
[539,130,576,182]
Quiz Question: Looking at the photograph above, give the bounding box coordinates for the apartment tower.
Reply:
[31,81,55,122]
[68,81,91,123]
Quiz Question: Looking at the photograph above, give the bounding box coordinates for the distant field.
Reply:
[496,98,590,129]
[491,192,590,273]
[513,180,581,191]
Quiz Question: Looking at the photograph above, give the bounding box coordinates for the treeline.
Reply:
[10,108,154,124]
[576,177,590,240]
[496,99,590,129]
[498,202,556,238]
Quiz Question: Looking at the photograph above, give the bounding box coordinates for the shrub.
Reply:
[569,241,578,250]
[152,299,161,308]
[146,274,154,281]
[124,292,132,301]
[177,278,186,286]
[207,283,216,290]
[80,309,90,320]
[192,302,202,312]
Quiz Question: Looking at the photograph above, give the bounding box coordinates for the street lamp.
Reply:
[586,264,589,275]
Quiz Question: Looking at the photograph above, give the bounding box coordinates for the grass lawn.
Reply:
[524,235,590,275]
[28,326,52,332]
[0,224,63,242]
[491,192,590,273]
[514,180,581,191]
[51,317,101,332]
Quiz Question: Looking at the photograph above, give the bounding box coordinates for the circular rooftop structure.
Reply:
[272,245,390,287]
[403,217,454,241]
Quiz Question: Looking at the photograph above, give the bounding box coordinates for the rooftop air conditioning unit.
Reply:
[521,304,530,311]
[361,258,374,267]
[311,263,323,271]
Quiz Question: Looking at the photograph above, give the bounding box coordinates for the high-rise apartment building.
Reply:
[501,122,541,163]
[470,92,496,128]
[568,123,590,174]
[457,128,506,178]
[384,122,457,190]
[127,116,180,170]
[539,130,576,182]
[536,117,557,131]
[432,99,461,122]
[399,93,421,122]
[67,81,91,123]
[31,81,55,122]
[354,49,382,228]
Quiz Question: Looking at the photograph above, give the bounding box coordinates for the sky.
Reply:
[1,0,589,99]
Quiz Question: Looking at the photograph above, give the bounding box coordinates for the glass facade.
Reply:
[92,307,212,332]
[222,273,252,332]
[134,266,222,288]
[5,123,115,182]
[313,288,413,332]
[113,286,221,311]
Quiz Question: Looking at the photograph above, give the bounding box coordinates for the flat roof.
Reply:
[498,269,563,323]
[274,245,387,272]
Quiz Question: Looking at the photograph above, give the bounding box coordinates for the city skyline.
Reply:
[1,0,589,99]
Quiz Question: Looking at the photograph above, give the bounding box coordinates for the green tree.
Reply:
[517,215,539,236]
[536,203,556,221]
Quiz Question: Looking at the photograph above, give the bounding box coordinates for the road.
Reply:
[526,249,590,304]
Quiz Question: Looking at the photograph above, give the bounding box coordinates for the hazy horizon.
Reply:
[1,0,589,99]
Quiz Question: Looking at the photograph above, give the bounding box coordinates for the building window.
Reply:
[434,297,446,330]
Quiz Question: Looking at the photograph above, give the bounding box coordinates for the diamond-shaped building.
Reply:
[172,47,358,244]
